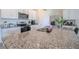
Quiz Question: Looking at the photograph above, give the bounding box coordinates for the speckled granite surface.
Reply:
[3,28,79,49]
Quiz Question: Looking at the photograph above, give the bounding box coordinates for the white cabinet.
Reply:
[2,27,20,38]
[63,10,70,19]
[1,9,18,18]
[63,9,79,19]
[29,10,37,20]
[18,9,29,14]
[0,28,2,43]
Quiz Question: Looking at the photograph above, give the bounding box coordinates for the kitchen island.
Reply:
[3,27,79,49]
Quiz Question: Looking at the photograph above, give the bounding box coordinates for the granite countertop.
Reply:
[3,28,79,49]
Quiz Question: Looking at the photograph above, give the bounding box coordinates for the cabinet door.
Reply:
[0,28,2,43]
[29,10,37,20]
[2,27,20,38]
[63,9,79,19]
[1,9,18,18]
[63,10,70,19]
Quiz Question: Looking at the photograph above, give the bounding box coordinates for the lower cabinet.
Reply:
[1,27,20,39]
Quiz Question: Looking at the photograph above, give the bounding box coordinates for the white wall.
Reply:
[50,9,63,16]
[36,10,50,28]
[48,9,63,21]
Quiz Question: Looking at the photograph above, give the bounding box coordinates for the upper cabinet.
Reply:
[63,9,79,19]
[0,9,37,20]
[18,9,29,19]
[0,9,29,19]
[28,9,37,20]
[18,9,29,14]
[18,9,37,20]
[63,9,79,27]
[1,9,18,18]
